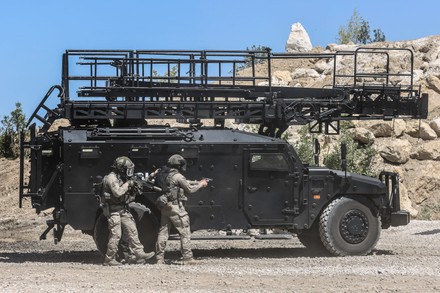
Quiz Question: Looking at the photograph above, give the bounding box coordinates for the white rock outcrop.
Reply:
[285,23,312,53]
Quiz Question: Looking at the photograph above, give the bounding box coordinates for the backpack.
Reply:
[154,166,181,210]
[92,175,111,217]
[154,165,171,195]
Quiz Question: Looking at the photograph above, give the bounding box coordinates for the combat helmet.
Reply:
[167,154,187,171]
[112,156,135,177]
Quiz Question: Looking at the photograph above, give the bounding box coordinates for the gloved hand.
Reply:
[127,180,135,188]
[164,202,173,210]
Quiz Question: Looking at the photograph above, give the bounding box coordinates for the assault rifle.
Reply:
[130,173,162,194]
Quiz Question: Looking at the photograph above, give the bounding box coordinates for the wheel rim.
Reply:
[340,209,369,244]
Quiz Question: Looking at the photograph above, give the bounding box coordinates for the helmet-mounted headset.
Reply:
[112,156,135,177]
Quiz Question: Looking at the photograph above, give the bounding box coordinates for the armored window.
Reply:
[250,153,289,172]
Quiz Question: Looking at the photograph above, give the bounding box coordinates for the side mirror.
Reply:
[340,143,347,171]
[313,138,320,166]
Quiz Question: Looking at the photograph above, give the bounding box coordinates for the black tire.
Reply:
[129,202,159,253]
[319,197,381,256]
[93,203,159,256]
[93,213,109,255]
[296,221,328,254]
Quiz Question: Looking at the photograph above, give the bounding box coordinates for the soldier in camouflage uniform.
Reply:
[155,154,208,264]
[102,156,155,266]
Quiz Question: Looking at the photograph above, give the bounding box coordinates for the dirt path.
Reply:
[1,220,440,292]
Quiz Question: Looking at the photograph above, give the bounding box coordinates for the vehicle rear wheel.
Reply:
[319,197,381,256]
[93,203,159,256]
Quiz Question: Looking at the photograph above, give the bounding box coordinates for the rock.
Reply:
[291,68,320,79]
[393,120,407,137]
[405,120,437,140]
[412,69,424,83]
[285,23,312,53]
[411,140,440,160]
[403,160,440,206]
[369,122,394,137]
[429,117,440,136]
[399,184,418,218]
[325,43,357,52]
[271,70,292,86]
[379,140,411,164]
[47,118,71,132]
[314,60,333,75]
[348,127,375,144]
[426,75,440,94]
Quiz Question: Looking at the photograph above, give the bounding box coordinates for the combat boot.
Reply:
[103,259,122,266]
[155,256,165,264]
[134,251,155,264]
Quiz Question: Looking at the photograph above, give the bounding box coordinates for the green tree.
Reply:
[0,102,26,158]
[357,20,371,44]
[322,131,376,177]
[294,126,316,166]
[294,122,376,177]
[337,9,386,44]
[236,45,271,71]
[372,29,386,42]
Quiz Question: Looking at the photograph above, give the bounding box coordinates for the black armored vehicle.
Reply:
[20,48,428,256]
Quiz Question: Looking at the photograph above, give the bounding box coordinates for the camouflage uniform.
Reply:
[102,171,149,265]
[155,168,205,263]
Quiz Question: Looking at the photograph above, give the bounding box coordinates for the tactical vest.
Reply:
[165,169,183,204]
[103,172,127,211]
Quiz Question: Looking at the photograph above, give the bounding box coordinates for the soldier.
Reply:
[102,156,155,266]
[155,154,208,264]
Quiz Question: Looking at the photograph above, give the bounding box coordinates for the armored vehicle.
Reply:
[20,48,427,256]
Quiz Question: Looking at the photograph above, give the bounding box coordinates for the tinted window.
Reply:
[250,153,289,171]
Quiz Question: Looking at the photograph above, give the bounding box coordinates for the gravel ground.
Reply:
[1,220,440,292]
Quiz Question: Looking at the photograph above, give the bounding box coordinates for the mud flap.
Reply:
[391,211,410,226]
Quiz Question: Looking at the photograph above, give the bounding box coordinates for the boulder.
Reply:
[369,122,394,137]
[272,70,292,86]
[291,68,320,79]
[393,120,407,137]
[405,164,440,205]
[405,120,437,140]
[348,127,375,144]
[429,117,440,136]
[379,139,411,164]
[411,140,440,160]
[47,118,71,132]
[427,57,440,76]
[285,23,312,53]
[355,120,405,137]
[399,183,418,218]
[314,60,333,75]
[426,75,440,94]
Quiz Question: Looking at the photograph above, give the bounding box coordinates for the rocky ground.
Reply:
[0,158,440,292]
[0,219,440,292]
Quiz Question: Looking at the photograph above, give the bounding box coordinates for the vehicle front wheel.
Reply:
[319,197,381,256]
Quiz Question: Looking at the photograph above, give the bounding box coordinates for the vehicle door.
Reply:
[243,151,295,225]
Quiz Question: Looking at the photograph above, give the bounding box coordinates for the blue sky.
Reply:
[0,0,439,121]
